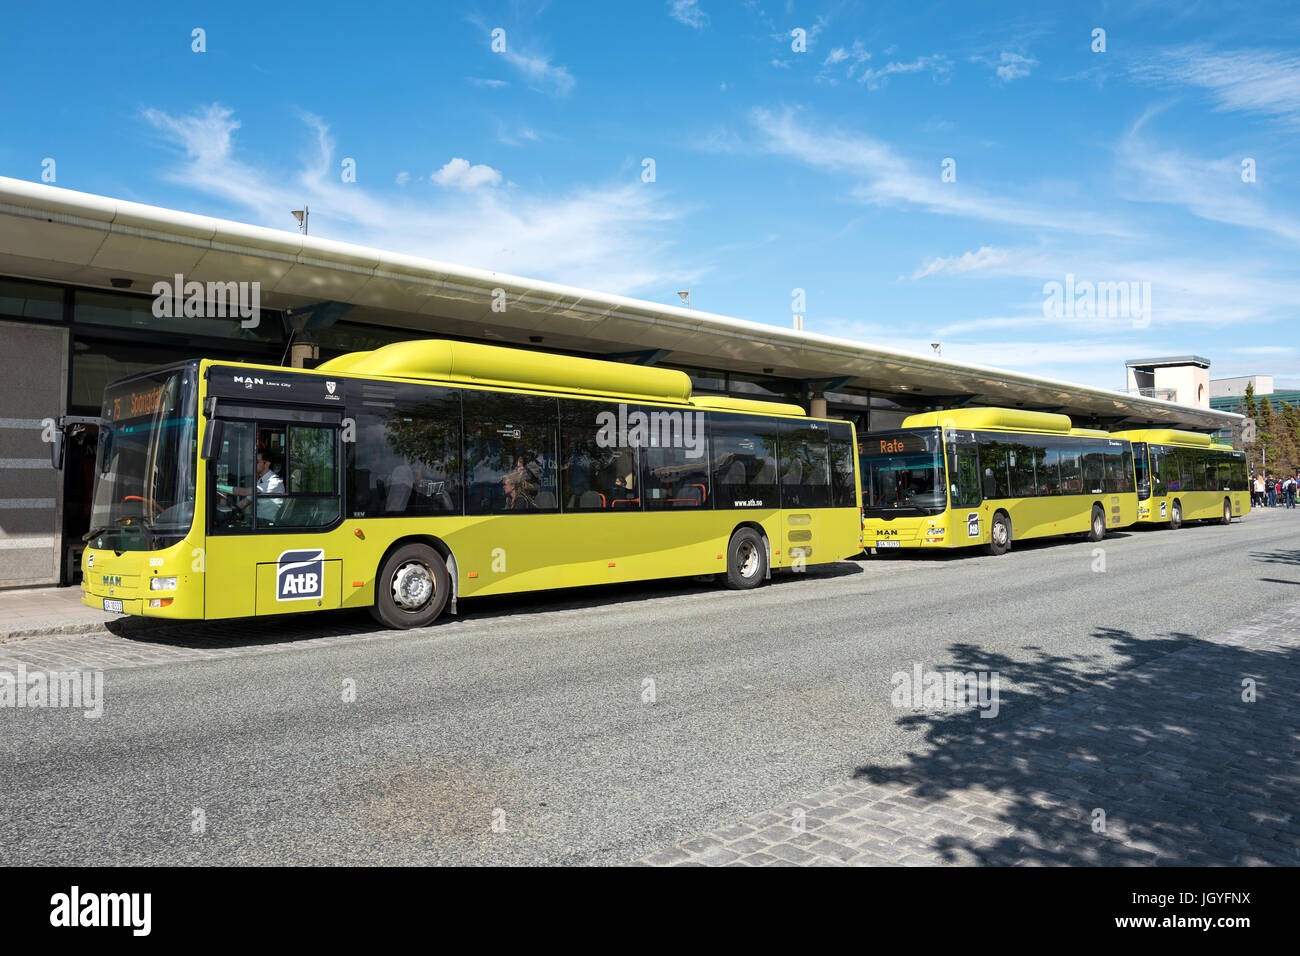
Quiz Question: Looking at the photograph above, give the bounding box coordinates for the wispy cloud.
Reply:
[142,104,694,292]
[668,0,708,29]
[995,52,1036,82]
[1130,46,1300,125]
[910,246,1020,279]
[500,47,575,96]
[1116,108,1300,243]
[748,107,1133,235]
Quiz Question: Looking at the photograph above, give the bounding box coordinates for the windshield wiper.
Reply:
[83,517,155,545]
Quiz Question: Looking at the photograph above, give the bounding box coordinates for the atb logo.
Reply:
[276,549,324,601]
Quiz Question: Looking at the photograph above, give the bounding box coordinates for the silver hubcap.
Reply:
[1094,515,1103,534]
[737,541,759,577]
[994,522,1007,545]
[391,561,434,610]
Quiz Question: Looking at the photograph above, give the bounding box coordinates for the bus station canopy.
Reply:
[0,176,1239,432]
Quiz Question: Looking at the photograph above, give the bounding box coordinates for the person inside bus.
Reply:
[503,473,535,510]
[232,446,284,521]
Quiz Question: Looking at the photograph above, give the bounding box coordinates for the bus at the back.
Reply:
[861,407,1138,556]
[1113,429,1248,528]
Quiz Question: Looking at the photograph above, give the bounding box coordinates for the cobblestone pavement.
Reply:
[636,600,1300,866]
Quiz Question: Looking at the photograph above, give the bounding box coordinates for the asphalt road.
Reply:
[3,509,1297,865]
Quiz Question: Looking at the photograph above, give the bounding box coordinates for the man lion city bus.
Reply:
[67,339,863,629]
[860,408,1140,555]
[1113,429,1249,528]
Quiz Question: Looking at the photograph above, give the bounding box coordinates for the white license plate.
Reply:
[103,598,124,613]
[876,540,901,548]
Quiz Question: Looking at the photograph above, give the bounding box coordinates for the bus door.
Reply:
[946,435,984,544]
[202,400,345,618]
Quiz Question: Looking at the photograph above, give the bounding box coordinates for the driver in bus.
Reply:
[232,447,284,520]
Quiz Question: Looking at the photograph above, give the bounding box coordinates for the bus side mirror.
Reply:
[50,428,64,470]
[201,420,223,460]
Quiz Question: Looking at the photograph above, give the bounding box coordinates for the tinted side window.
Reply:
[639,405,710,510]
[464,391,558,514]
[779,421,831,508]
[827,422,858,509]
[1038,443,1061,496]
[978,439,1010,499]
[347,382,461,517]
[1008,442,1036,497]
[711,414,779,509]
[559,400,640,511]
[1058,442,1081,494]
[1082,444,1104,493]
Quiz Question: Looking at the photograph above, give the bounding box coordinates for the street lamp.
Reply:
[291,206,309,235]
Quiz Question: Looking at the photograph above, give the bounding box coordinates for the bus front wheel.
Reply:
[987,513,1011,556]
[1169,500,1183,530]
[1087,505,1106,542]
[371,543,451,629]
[725,527,767,589]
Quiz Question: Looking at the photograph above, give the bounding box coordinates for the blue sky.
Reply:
[4,0,1299,389]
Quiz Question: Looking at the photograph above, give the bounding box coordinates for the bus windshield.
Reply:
[87,366,199,551]
[861,428,946,516]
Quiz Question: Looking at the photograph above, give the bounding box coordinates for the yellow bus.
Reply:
[1112,429,1249,528]
[860,408,1138,555]
[69,339,863,628]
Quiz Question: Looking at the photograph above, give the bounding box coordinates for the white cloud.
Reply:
[1131,46,1300,125]
[500,48,575,96]
[668,0,708,29]
[1116,109,1300,243]
[995,52,1036,82]
[749,107,1133,235]
[395,171,410,185]
[142,104,695,292]
[431,158,503,190]
[910,246,1017,279]
[468,77,509,88]
[855,55,948,89]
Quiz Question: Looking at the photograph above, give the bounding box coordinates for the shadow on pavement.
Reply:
[851,625,1298,865]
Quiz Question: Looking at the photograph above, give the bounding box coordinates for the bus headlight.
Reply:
[150,577,178,590]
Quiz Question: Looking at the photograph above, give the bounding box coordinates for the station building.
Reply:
[0,176,1241,588]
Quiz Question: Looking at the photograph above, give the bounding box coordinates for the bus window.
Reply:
[1009,444,1036,498]
[1132,442,1149,499]
[828,422,858,509]
[464,391,559,514]
[1150,445,1167,497]
[977,440,1010,499]
[347,383,460,517]
[710,415,779,509]
[862,430,945,514]
[1036,444,1061,496]
[560,400,640,511]
[1058,443,1081,495]
[1082,447,1104,494]
[947,443,981,508]
[641,405,711,510]
[779,422,831,509]
[211,420,257,531]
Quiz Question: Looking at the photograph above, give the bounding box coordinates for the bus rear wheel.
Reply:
[1221,498,1232,525]
[1087,505,1106,542]
[1169,500,1183,530]
[371,543,451,629]
[987,513,1011,556]
[725,527,767,589]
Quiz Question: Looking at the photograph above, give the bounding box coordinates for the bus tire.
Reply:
[725,527,767,589]
[1169,499,1183,530]
[372,543,451,629]
[987,512,1011,556]
[1221,497,1232,525]
[1087,504,1106,542]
